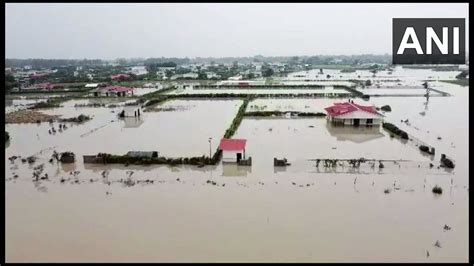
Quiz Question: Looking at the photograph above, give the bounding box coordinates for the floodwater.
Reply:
[168,86,351,96]
[5,98,46,114]
[287,66,462,84]
[9,99,242,157]
[5,72,469,262]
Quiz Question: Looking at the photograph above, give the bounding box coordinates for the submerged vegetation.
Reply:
[59,114,91,123]
[382,122,409,140]
[432,185,443,194]
[97,153,220,166]
[224,97,251,138]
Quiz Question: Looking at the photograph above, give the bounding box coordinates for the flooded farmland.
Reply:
[5,70,469,263]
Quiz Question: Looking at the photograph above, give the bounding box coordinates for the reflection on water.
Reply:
[122,116,144,128]
[60,162,77,173]
[325,122,384,144]
[222,162,252,177]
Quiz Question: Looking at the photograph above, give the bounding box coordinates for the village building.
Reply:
[129,66,148,76]
[90,85,134,97]
[219,138,248,163]
[84,83,101,89]
[325,101,384,126]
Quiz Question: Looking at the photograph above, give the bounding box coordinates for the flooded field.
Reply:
[5,98,46,113]
[7,99,242,157]
[287,66,462,84]
[358,88,444,96]
[248,98,350,113]
[168,86,351,96]
[5,72,469,262]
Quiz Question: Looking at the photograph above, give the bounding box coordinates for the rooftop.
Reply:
[325,101,383,117]
[219,138,247,151]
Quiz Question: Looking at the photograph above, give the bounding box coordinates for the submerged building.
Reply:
[219,138,248,163]
[325,101,384,126]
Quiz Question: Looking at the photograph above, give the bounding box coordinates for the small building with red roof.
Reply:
[219,138,248,163]
[325,100,384,126]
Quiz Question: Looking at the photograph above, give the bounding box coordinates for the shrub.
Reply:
[383,122,409,140]
[419,145,430,153]
[5,131,9,142]
[432,185,443,194]
[440,154,455,168]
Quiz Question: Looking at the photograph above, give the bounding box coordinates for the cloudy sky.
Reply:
[5,3,469,59]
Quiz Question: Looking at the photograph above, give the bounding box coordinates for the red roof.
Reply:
[219,138,247,151]
[111,74,130,79]
[325,102,382,117]
[36,82,54,90]
[103,86,133,93]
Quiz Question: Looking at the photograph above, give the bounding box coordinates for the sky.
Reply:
[5,3,469,59]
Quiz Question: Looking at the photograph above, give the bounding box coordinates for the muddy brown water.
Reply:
[5,73,469,262]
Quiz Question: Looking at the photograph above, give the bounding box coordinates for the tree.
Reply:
[365,80,372,86]
[456,70,468,79]
[198,72,207,79]
[262,68,274,77]
[5,74,18,94]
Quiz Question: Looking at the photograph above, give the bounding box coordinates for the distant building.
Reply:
[228,75,243,81]
[205,72,220,79]
[111,73,131,80]
[90,85,134,97]
[170,73,198,80]
[129,66,148,76]
[217,80,265,86]
[182,72,198,79]
[84,83,101,89]
[325,101,384,126]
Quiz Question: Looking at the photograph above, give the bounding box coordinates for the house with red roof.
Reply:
[219,138,249,163]
[325,100,384,126]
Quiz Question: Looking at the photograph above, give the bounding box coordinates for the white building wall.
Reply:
[222,150,245,162]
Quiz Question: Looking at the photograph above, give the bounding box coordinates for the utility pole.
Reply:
[208,137,212,158]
